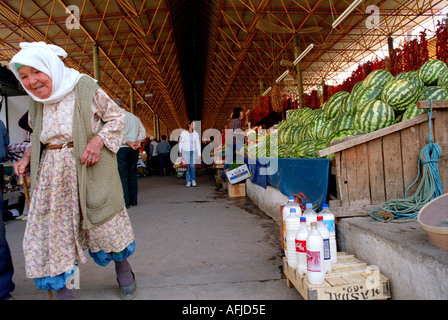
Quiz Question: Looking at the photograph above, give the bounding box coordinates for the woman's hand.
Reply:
[81,135,104,167]
[13,148,31,176]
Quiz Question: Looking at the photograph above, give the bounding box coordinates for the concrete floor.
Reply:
[4,169,302,300]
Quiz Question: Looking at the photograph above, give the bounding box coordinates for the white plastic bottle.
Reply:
[320,204,337,263]
[285,208,301,268]
[302,203,317,228]
[317,216,331,274]
[295,217,309,275]
[282,197,295,254]
[306,222,325,284]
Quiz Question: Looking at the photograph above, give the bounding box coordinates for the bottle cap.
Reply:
[317,216,323,221]
[300,217,306,222]
[306,203,313,208]
[288,196,294,201]
[311,222,317,227]
[322,204,329,208]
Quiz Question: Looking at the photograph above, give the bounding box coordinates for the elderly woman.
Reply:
[10,42,136,300]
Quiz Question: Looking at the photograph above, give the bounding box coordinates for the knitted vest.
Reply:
[29,75,125,230]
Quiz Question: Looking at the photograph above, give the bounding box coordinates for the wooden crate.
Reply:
[228,182,246,198]
[318,101,448,218]
[283,252,391,300]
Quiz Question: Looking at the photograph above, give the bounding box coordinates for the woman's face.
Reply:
[18,66,52,99]
[190,122,195,130]
[239,111,244,118]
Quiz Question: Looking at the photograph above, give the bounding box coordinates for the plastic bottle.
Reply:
[302,203,317,228]
[306,222,325,284]
[295,217,308,275]
[282,197,295,254]
[320,204,337,263]
[317,216,331,274]
[285,208,301,268]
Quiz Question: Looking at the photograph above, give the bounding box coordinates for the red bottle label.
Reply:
[295,239,306,253]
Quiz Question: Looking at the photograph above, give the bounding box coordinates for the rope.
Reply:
[369,100,443,223]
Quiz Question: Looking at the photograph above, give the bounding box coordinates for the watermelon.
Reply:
[308,116,326,139]
[381,79,419,112]
[362,69,394,87]
[351,81,364,95]
[401,104,427,122]
[297,108,314,125]
[437,70,448,89]
[314,139,328,158]
[418,60,448,85]
[417,86,448,102]
[332,113,356,132]
[325,128,365,147]
[340,93,355,114]
[354,85,383,109]
[324,91,349,119]
[395,71,418,81]
[355,100,395,133]
[318,119,335,140]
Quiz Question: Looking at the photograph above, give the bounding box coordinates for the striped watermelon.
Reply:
[324,91,349,119]
[298,108,315,125]
[314,139,328,158]
[351,81,364,95]
[332,113,356,132]
[395,71,418,81]
[363,69,394,87]
[401,104,427,122]
[294,140,317,158]
[437,70,448,89]
[418,60,448,85]
[340,93,355,114]
[354,85,383,109]
[355,100,395,133]
[318,119,335,140]
[325,128,365,148]
[381,79,419,112]
[417,86,448,102]
[308,116,326,140]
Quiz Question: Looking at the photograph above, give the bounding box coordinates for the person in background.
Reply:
[0,119,14,300]
[157,135,171,176]
[179,121,201,187]
[114,98,146,208]
[10,41,136,300]
[227,107,245,163]
[150,136,159,176]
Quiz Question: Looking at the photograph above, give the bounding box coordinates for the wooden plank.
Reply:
[400,125,422,196]
[335,152,349,207]
[366,138,386,204]
[382,131,404,200]
[432,109,448,193]
[353,143,371,206]
[344,147,357,206]
[318,112,437,157]
[417,100,448,109]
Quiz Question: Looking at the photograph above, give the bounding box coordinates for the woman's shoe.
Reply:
[118,271,137,300]
[192,180,197,187]
[186,181,191,187]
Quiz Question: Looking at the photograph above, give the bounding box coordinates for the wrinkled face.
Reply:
[18,66,52,100]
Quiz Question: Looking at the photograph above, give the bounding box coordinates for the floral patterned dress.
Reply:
[23,89,135,279]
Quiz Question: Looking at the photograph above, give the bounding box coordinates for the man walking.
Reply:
[157,135,171,176]
[114,98,146,208]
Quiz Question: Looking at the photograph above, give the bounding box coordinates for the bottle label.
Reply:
[307,251,321,272]
[324,220,335,233]
[295,239,306,253]
[323,238,331,261]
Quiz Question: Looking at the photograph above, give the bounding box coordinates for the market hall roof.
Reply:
[0,0,447,135]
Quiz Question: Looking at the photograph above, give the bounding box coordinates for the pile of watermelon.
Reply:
[269,59,448,159]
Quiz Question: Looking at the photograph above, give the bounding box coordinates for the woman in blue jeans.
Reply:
[0,208,15,300]
[179,121,201,187]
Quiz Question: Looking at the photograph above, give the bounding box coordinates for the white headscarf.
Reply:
[10,42,88,104]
